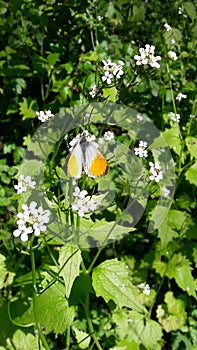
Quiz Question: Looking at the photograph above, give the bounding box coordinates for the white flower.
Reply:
[89,85,98,98]
[164,23,172,31]
[86,198,97,211]
[134,44,161,69]
[71,188,97,217]
[134,141,148,158]
[104,131,114,141]
[14,182,27,194]
[168,50,178,60]
[162,186,170,197]
[36,110,54,122]
[97,15,103,21]
[13,201,50,242]
[136,113,143,122]
[138,283,150,295]
[13,225,33,242]
[171,39,176,45]
[149,161,163,183]
[176,92,187,101]
[73,186,88,199]
[14,175,36,194]
[168,112,180,123]
[178,7,187,16]
[72,199,88,217]
[102,71,114,84]
[190,114,195,119]
[101,58,124,84]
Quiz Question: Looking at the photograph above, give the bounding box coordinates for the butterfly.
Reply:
[66,131,108,178]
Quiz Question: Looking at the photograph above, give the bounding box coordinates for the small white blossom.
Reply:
[36,110,54,122]
[97,15,103,21]
[13,201,50,242]
[86,198,97,211]
[176,92,187,101]
[168,51,178,60]
[71,187,97,217]
[162,186,170,197]
[171,39,176,45]
[164,23,172,31]
[138,283,150,295]
[134,141,148,158]
[104,131,114,141]
[14,182,27,194]
[168,112,180,123]
[136,113,143,122]
[89,85,98,98]
[14,175,36,194]
[134,44,161,69]
[149,161,163,183]
[101,59,124,84]
[190,114,195,119]
[178,7,187,17]
[73,186,88,199]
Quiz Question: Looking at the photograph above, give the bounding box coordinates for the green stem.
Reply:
[30,238,50,350]
[65,326,70,350]
[84,294,103,350]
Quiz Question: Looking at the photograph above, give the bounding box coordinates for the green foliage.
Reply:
[0,0,197,349]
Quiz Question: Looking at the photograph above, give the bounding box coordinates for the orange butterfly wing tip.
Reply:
[90,153,108,177]
[67,153,80,177]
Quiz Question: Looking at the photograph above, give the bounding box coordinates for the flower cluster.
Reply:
[134,141,148,158]
[13,201,50,242]
[178,7,187,17]
[101,59,124,84]
[89,85,99,98]
[134,44,161,69]
[72,186,97,217]
[149,161,163,183]
[168,112,180,123]
[138,283,150,295]
[176,92,187,101]
[168,50,178,61]
[36,110,54,122]
[164,23,172,31]
[14,175,36,194]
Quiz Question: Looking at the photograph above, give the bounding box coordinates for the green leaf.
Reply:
[81,51,98,62]
[132,4,145,22]
[164,253,196,299]
[79,219,133,246]
[18,283,75,335]
[185,162,197,186]
[6,329,46,350]
[158,218,178,248]
[73,327,90,349]
[162,127,181,156]
[46,53,60,66]
[0,254,15,289]
[184,2,197,21]
[92,259,145,313]
[126,311,162,347]
[185,136,197,159]
[103,86,118,102]
[156,291,187,332]
[19,97,38,120]
[173,265,197,299]
[58,245,82,298]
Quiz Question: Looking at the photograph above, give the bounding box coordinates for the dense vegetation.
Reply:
[0,1,197,349]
